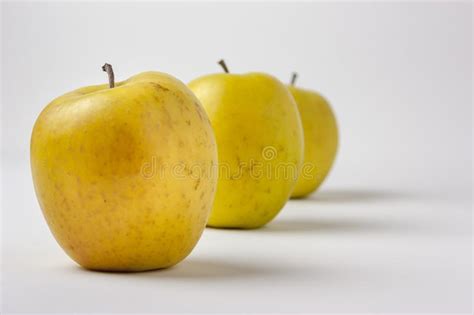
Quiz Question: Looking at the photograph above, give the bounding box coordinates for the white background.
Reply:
[1,1,472,313]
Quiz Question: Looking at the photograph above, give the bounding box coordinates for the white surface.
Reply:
[1,1,472,314]
[2,163,472,313]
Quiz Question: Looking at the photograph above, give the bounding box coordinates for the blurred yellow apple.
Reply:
[31,65,217,271]
[288,73,338,198]
[189,61,303,229]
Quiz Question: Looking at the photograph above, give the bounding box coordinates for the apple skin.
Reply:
[288,86,338,198]
[31,72,218,271]
[189,73,304,229]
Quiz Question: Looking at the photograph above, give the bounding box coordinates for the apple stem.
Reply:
[102,63,115,88]
[291,72,298,86]
[218,59,229,73]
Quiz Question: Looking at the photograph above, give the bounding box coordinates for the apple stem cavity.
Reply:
[102,63,115,88]
[290,72,298,86]
[218,59,229,73]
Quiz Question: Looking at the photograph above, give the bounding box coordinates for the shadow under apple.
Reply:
[66,257,287,280]
[151,258,274,280]
[298,188,414,203]
[262,188,417,234]
[263,217,395,234]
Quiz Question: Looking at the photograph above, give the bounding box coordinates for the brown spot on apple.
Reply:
[149,82,170,93]
[194,178,201,190]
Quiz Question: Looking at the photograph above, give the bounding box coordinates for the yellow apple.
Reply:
[288,73,338,198]
[188,61,304,229]
[30,65,217,271]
